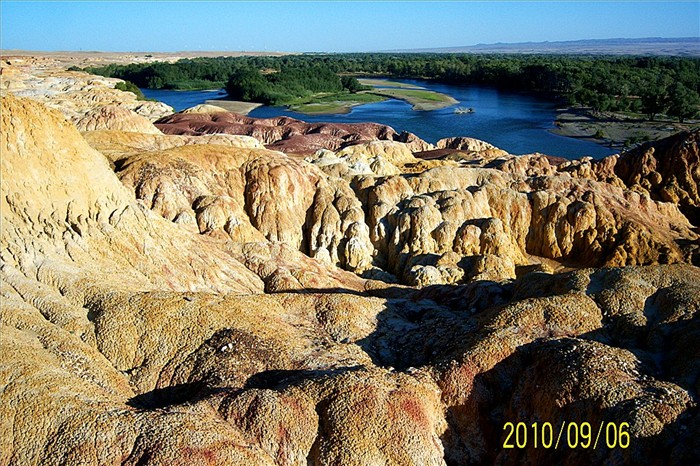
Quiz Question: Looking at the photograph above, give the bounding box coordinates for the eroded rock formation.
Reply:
[562,130,700,225]
[91,120,698,286]
[0,58,173,121]
[1,63,699,466]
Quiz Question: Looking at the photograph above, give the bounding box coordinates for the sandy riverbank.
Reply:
[357,78,423,89]
[552,106,699,150]
[370,88,458,111]
[204,99,262,115]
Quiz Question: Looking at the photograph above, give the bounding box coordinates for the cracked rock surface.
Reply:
[1,64,699,465]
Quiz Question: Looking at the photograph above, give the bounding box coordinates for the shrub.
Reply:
[114,80,148,100]
[226,65,345,105]
[341,76,368,93]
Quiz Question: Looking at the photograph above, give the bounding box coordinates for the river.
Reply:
[142,80,616,159]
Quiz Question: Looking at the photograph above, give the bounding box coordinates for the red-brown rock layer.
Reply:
[155,112,433,155]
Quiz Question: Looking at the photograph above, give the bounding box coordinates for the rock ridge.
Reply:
[1,62,699,466]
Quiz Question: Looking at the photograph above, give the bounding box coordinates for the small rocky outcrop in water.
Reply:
[181,103,230,114]
[436,136,500,152]
[1,63,699,466]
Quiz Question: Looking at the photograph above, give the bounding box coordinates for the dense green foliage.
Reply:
[85,59,236,89]
[114,80,148,100]
[225,66,364,105]
[341,75,368,93]
[85,54,700,120]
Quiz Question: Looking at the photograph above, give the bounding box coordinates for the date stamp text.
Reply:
[502,421,630,449]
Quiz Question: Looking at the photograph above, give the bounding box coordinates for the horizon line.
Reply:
[2,36,699,56]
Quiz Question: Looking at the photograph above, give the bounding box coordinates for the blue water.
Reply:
[142,80,616,159]
[141,88,228,111]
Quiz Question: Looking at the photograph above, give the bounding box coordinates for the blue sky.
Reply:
[2,1,699,52]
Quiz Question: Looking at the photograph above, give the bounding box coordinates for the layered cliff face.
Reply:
[2,64,700,466]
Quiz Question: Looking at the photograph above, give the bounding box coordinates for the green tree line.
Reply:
[84,54,700,121]
[224,65,367,105]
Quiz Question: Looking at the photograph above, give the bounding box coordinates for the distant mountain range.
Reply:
[392,37,700,56]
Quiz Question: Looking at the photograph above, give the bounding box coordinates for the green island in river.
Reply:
[84,53,700,145]
[286,79,457,114]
